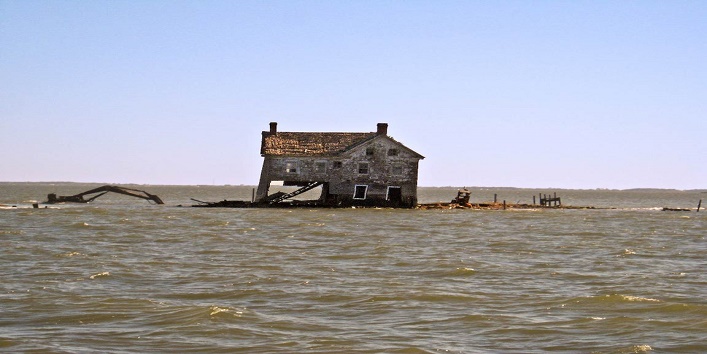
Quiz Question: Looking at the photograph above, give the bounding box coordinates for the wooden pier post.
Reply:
[494,194,497,203]
[698,199,702,212]
[533,196,536,205]
[503,200,506,210]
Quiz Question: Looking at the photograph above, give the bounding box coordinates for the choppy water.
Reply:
[1,183,706,353]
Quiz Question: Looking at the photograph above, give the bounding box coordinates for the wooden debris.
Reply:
[662,207,691,212]
[416,202,596,210]
[46,185,164,204]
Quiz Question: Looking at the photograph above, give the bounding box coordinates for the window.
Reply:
[366,147,375,156]
[353,185,368,199]
[315,161,327,173]
[285,161,298,173]
[387,148,399,156]
[358,162,369,174]
[333,161,342,169]
[392,165,403,175]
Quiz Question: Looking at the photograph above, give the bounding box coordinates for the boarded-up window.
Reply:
[366,147,375,156]
[315,161,326,173]
[358,163,369,174]
[353,185,368,199]
[333,161,342,169]
[387,148,399,156]
[392,165,403,175]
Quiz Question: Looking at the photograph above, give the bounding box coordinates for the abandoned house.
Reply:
[255,122,424,207]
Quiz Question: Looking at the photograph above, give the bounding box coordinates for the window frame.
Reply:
[353,185,368,200]
[358,162,369,174]
[284,160,299,174]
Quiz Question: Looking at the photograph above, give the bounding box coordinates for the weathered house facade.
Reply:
[255,122,424,207]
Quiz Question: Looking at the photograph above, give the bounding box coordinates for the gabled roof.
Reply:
[260,123,424,158]
[261,132,376,156]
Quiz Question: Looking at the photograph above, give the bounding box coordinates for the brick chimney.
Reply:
[269,122,277,134]
[376,123,388,135]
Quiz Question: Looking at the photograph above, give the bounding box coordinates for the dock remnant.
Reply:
[539,193,561,207]
[45,185,164,204]
[417,190,594,210]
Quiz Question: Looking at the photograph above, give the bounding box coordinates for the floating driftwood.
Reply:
[190,198,255,208]
[662,207,691,212]
[46,185,164,204]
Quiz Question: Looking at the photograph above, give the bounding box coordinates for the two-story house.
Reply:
[255,122,424,207]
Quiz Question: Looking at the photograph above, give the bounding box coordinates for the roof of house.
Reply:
[260,129,424,158]
[261,132,377,156]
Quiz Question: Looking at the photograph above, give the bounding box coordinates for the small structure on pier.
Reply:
[255,122,424,207]
[538,193,561,207]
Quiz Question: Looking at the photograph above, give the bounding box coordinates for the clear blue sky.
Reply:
[1,1,705,189]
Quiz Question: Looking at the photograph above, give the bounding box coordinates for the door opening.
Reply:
[387,186,402,203]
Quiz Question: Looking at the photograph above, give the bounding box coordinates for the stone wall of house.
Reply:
[255,135,421,207]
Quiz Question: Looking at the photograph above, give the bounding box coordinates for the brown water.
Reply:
[1,183,705,353]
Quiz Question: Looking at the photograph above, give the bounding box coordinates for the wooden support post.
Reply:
[503,200,506,210]
[252,188,255,203]
[533,196,536,205]
[698,199,702,212]
[494,194,497,203]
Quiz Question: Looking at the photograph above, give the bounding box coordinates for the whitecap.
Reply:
[620,249,636,256]
[209,306,244,317]
[89,271,110,279]
[620,295,661,302]
[632,344,653,352]
[209,306,229,316]
[455,267,476,272]
[59,251,84,257]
